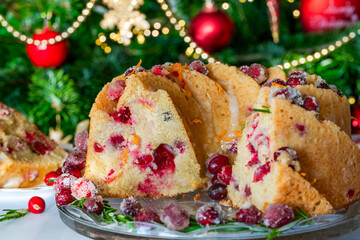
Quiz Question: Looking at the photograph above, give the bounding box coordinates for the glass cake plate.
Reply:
[58,191,360,240]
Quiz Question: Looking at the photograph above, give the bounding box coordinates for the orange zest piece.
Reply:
[194,181,199,189]
[189,119,203,125]
[120,59,142,80]
[133,134,140,145]
[215,82,223,93]
[263,202,269,209]
[300,172,307,177]
[221,136,238,142]
[216,129,227,142]
[310,178,317,185]
[235,130,242,138]
[105,150,129,183]
[167,63,192,97]
[271,82,286,88]
[194,193,200,201]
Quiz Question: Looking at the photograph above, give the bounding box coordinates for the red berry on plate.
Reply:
[238,65,249,74]
[235,203,262,224]
[206,153,230,174]
[188,60,209,75]
[63,165,82,178]
[55,189,75,206]
[53,173,77,193]
[74,130,89,152]
[28,196,46,214]
[63,150,87,170]
[211,174,222,184]
[196,203,224,227]
[71,178,98,200]
[135,208,161,223]
[208,183,228,200]
[83,195,104,215]
[218,166,232,185]
[160,203,190,230]
[247,63,269,84]
[302,96,320,113]
[56,167,63,175]
[263,203,294,228]
[120,197,142,217]
[44,171,60,186]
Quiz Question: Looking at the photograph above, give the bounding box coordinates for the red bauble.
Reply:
[300,0,360,32]
[26,28,69,68]
[189,4,234,53]
[351,104,360,134]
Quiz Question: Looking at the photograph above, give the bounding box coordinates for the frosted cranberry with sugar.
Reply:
[206,153,230,174]
[286,75,307,87]
[150,65,171,79]
[124,65,146,76]
[110,106,132,124]
[120,197,142,217]
[235,203,262,224]
[44,171,60,186]
[107,80,126,101]
[75,130,89,152]
[196,203,224,227]
[55,189,75,206]
[247,63,269,84]
[270,87,303,106]
[135,208,161,223]
[63,166,82,178]
[314,78,330,89]
[218,166,232,185]
[160,203,190,230]
[239,65,249,73]
[188,60,209,75]
[263,203,294,228]
[152,144,176,174]
[84,195,104,215]
[302,96,320,113]
[63,150,87,170]
[288,70,308,78]
[208,183,227,200]
[262,79,286,87]
[54,173,77,193]
[71,178,98,200]
[330,85,344,97]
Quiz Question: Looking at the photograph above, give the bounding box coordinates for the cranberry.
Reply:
[55,189,75,206]
[44,171,60,186]
[208,183,228,200]
[56,167,63,175]
[63,166,82,178]
[211,174,222,184]
[314,77,330,89]
[135,208,161,223]
[288,70,308,78]
[218,166,232,185]
[239,65,249,73]
[163,62,173,67]
[228,141,238,154]
[0,103,12,118]
[28,196,46,214]
[235,203,262,224]
[107,80,126,101]
[196,203,224,227]
[244,185,252,197]
[109,134,125,148]
[295,124,306,137]
[206,153,230,174]
[263,203,294,228]
[152,144,176,175]
[134,154,154,166]
[274,147,298,162]
[94,142,104,153]
[33,140,51,155]
[53,173,77,193]
[302,96,320,113]
[83,195,104,215]
[330,85,344,97]
[253,162,271,182]
[188,60,209,75]
[286,75,307,87]
[24,131,35,142]
[270,87,304,106]
[74,130,89,152]
[247,63,269,84]
[120,197,142,217]
[174,140,185,154]
[246,143,260,167]
[150,65,171,79]
[110,106,132,124]
[347,189,355,200]
[63,151,87,170]
[160,203,190,230]
[71,178,98,200]
[262,79,286,87]
[124,65,146,77]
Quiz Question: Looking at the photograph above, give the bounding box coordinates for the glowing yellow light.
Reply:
[137,34,145,44]
[144,29,151,36]
[95,39,102,45]
[101,43,107,49]
[98,32,104,37]
[299,58,306,64]
[342,36,349,43]
[110,32,116,39]
[165,11,172,17]
[222,3,230,10]
[184,36,191,43]
[349,32,356,38]
[154,22,161,29]
[283,62,291,69]
[307,55,314,61]
[195,47,202,54]
[287,0,295,3]
[193,53,200,59]
[178,20,186,27]
[328,45,335,51]
[321,49,329,55]
[152,30,159,37]
[201,53,209,59]
[179,31,186,37]
[104,46,111,53]
[190,42,197,48]
[170,18,177,24]
[293,10,300,18]
[248,0,253,2]
[335,41,342,47]
[239,0,246,2]
[161,4,168,10]
[99,35,106,42]
[208,57,215,63]
[162,27,170,34]
[314,52,321,59]
[349,97,356,105]
[291,60,298,66]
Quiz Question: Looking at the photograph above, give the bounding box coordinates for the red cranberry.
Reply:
[33,140,51,155]
[63,151,87,170]
[44,171,60,186]
[134,154,154,166]
[218,166,232,185]
[0,103,12,118]
[56,167,63,175]
[150,65,171,79]
[107,80,126,101]
[206,153,230,174]
[24,131,35,142]
[347,189,355,200]
[263,203,294,228]
[314,78,330,89]
[235,203,262,224]
[94,142,104,153]
[188,60,209,75]
[55,189,75,206]
[270,87,304,106]
[288,70,308,78]
[295,124,306,137]
[330,85,344,97]
[174,140,185,154]
[239,65,249,73]
[302,96,320,113]
[124,65,146,76]
[208,183,228,200]
[63,166,82,178]
[244,185,252,197]
[227,141,238,154]
[110,106,132,124]
[286,75,307,87]
[28,196,46,214]
[71,178,98,200]
[253,162,271,182]
[196,203,224,227]
[262,79,286,87]
[135,208,161,223]
[160,203,190,230]
[109,134,125,148]
[246,143,260,167]
[120,197,142,217]
[274,147,298,162]
[83,195,104,215]
[247,63,269,84]
[53,173,77,193]
[74,130,89,152]
[211,174,222,184]
[152,144,176,175]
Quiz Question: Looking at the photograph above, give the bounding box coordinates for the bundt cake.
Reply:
[0,102,67,188]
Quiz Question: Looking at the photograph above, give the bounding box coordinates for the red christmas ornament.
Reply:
[26,28,69,68]
[300,0,360,33]
[188,3,234,53]
[351,104,360,134]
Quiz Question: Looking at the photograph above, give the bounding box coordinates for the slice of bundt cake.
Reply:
[84,73,203,198]
[228,88,360,215]
[0,102,66,188]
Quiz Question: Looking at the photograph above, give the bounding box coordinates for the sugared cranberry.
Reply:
[150,65,171,79]
[330,85,344,97]
[218,166,232,185]
[134,154,154,166]
[63,166,82,178]
[63,151,87,170]
[211,174,222,184]
[347,189,355,200]
[110,106,132,124]
[188,60,209,75]
[247,63,269,85]
[302,96,320,113]
[94,142,104,153]
[28,196,46,214]
[286,75,307,87]
[206,153,230,174]
[124,65,146,76]
[196,203,224,227]
[235,203,262,224]
[208,183,228,200]
[239,65,249,73]
[313,77,330,89]
[253,162,271,182]
[263,203,294,228]
[135,208,161,223]
[74,130,89,152]
[55,189,75,206]
[274,147,298,162]
[44,171,60,186]
[288,70,308,78]
[107,80,126,101]
[120,197,142,217]
[53,173,77,193]
[262,79,286,87]
[71,178,98,200]
[109,134,125,148]
[270,87,304,106]
[160,203,190,230]
[244,185,252,197]
[83,195,104,215]
[163,62,173,67]
[152,144,176,175]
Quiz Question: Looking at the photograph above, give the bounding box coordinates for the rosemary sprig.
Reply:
[69,198,87,208]
[252,105,271,113]
[0,209,29,222]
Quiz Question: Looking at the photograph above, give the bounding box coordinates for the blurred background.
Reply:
[1,0,360,138]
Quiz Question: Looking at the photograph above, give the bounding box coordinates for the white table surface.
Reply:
[1,188,360,240]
